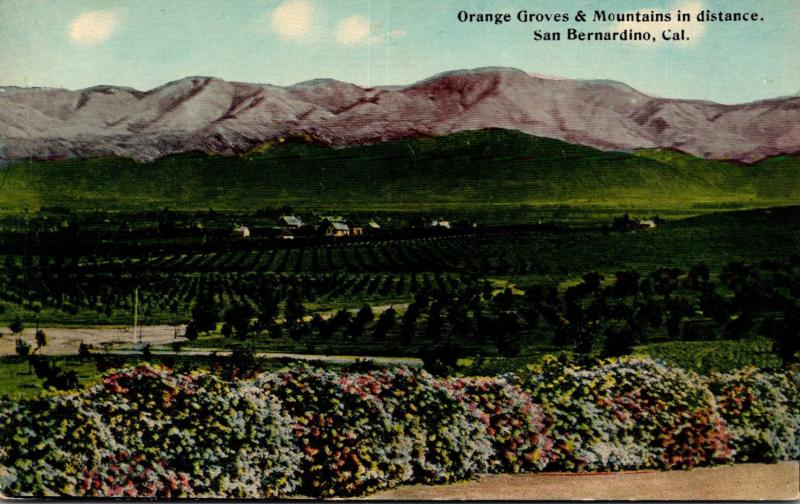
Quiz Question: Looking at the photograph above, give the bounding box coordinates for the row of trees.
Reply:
[178,257,800,366]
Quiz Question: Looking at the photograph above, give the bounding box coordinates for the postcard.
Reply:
[0,0,798,499]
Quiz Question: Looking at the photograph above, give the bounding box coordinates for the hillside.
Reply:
[2,67,799,163]
[1,130,798,213]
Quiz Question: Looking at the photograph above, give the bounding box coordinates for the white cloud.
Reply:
[68,10,119,45]
[335,15,372,45]
[612,1,705,46]
[272,0,314,41]
[335,16,404,45]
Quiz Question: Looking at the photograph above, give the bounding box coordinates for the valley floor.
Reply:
[364,461,800,501]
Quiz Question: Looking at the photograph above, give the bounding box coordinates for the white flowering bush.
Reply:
[443,376,553,473]
[1,360,797,498]
[519,356,733,471]
[348,367,494,483]
[256,366,413,497]
[86,366,302,498]
[0,366,301,498]
[710,367,800,462]
[0,394,115,496]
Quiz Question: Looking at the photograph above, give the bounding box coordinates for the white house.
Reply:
[325,221,350,237]
[278,215,303,229]
[233,225,251,238]
[638,219,657,230]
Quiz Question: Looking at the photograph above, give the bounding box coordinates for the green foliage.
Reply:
[5,130,800,213]
[15,338,30,357]
[8,317,23,335]
[638,339,782,374]
[35,330,47,352]
[223,302,256,340]
[191,296,220,334]
[184,321,199,341]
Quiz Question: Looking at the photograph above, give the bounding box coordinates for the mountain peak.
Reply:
[409,66,530,87]
[1,68,798,164]
[290,78,359,89]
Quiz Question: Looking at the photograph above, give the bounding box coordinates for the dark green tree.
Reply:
[284,296,306,326]
[191,296,220,334]
[15,338,31,357]
[355,304,374,325]
[35,329,47,354]
[184,321,199,341]
[372,307,396,341]
[765,311,800,365]
[9,317,24,336]
[602,321,636,357]
[223,302,256,340]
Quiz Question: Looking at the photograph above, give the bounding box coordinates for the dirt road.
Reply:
[366,462,800,500]
[0,325,423,366]
[0,325,181,356]
[106,348,422,366]
[0,305,411,358]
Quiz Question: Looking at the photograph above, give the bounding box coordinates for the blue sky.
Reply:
[1,0,797,103]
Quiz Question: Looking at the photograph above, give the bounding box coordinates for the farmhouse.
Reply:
[278,215,303,229]
[638,219,657,230]
[324,221,351,237]
[232,225,251,238]
[612,213,659,231]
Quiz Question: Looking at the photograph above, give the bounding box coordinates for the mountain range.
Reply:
[1,67,798,163]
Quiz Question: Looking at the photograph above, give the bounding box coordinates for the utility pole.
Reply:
[134,287,139,344]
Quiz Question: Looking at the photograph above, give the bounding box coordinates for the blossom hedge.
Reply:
[517,357,734,471]
[1,358,798,498]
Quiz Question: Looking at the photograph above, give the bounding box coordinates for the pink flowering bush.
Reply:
[444,377,553,473]
[86,366,197,458]
[86,366,302,498]
[256,366,413,497]
[710,368,800,462]
[2,360,797,498]
[77,450,192,498]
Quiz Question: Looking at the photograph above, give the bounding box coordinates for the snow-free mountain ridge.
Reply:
[1,67,798,163]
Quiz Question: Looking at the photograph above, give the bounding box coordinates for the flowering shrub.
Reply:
[0,394,115,496]
[444,377,553,473]
[170,375,302,498]
[86,366,302,498]
[77,450,192,498]
[256,366,413,497]
[2,360,797,498]
[710,368,800,462]
[519,356,732,471]
[86,366,197,458]
[351,368,494,483]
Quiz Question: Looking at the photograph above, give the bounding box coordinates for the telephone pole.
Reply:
[133,287,140,344]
